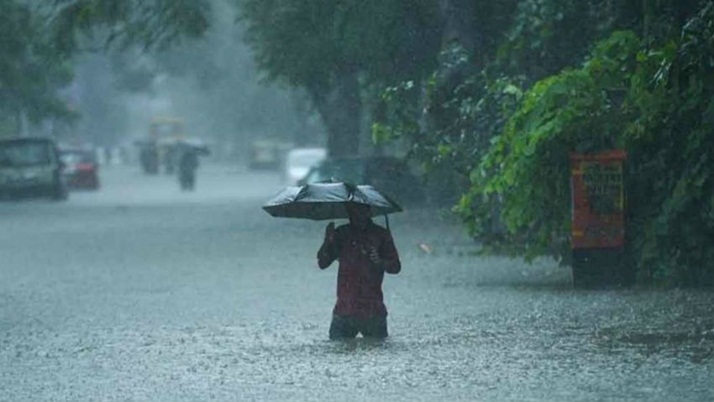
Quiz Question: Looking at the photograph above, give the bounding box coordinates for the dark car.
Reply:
[60,148,100,190]
[0,137,68,200]
[298,156,425,206]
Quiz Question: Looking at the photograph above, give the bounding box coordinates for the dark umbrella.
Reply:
[178,139,210,156]
[262,182,402,224]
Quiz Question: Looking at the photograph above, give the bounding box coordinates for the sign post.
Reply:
[569,150,630,287]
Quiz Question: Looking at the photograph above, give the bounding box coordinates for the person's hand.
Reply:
[324,222,336,243]
[365,245,381,266]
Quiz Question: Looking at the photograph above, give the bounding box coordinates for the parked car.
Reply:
[0,137,68,200]
[283,147,327,184]
[60,148,100,190]
[298,156,426,205]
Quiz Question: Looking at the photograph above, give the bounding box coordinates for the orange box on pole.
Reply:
[569,150,626,249]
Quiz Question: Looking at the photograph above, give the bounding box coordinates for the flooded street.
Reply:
[1,165,712,401]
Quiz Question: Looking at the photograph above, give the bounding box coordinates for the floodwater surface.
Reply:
[1,165,712,401]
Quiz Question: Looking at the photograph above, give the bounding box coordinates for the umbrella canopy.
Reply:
[178,139,210,156]
[262,182,402,220]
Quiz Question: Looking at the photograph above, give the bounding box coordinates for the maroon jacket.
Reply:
[317,221,401,319]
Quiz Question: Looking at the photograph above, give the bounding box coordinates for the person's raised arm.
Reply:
[317,222,338,269]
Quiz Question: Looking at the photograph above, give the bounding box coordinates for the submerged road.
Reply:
[1,164,712,401]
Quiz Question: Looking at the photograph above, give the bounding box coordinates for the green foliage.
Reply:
[0,0,76,124]
[0,0,211,129]
[50,0,210,54]
[238,0,442,156]
[363,0,714,286]
[371,80,420,152]
[496,0,619,82]
[460,1,714,286]
[372,43,524,206]
[494,0,703,83]
[622,2,714,286]
[238,0,441,91]
[469,31,641,260]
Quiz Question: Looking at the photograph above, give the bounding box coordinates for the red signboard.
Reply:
[570,150,626,249]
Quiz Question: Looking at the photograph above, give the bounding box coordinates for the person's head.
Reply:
[346,202,372,228]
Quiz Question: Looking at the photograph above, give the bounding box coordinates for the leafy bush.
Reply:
[624,3,714,286]
[465,31,640,261]
[462,2,714,286]
[372,0,713,287]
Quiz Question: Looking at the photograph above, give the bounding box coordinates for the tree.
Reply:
[0,0,212,137]
[0,0,75,136]
[371,0,520,206]
[237,0,441,157]
[373,0,714,287]
[49,0,210,55]
[139,2,324,150]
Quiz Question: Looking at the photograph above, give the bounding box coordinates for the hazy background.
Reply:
[62,0,324,161]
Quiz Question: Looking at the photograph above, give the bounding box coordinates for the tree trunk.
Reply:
[310,71,362,158]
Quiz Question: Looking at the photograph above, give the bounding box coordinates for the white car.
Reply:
[284,147,327,184]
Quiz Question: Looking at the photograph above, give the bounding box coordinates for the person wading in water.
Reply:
[317,202,401,339]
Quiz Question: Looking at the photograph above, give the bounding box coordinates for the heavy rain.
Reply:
[1,1,713,401]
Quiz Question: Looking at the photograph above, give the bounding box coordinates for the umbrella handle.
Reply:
[384,214,390,231]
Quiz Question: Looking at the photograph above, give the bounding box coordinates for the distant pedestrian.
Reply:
[178,146,199,191]
[140,141,159,174]
[317,202,401,339]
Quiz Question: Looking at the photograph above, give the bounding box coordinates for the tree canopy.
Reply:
[237,0,442,156]
[372,0,714,286]
[0,0,210,136]
[3,0,713,286]
[49,0,210,54]
[0,0,73,128]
